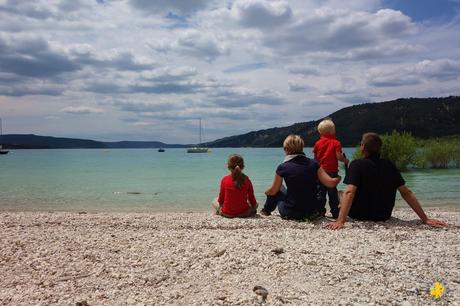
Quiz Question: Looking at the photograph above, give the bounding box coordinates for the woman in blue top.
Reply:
[261,134,341,220]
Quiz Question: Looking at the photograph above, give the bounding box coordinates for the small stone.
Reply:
[253,286,268,301]
[271,248,284,255]
[76,301,90,306]
[214,249,226,257]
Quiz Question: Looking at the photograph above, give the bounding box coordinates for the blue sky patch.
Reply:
[382,0,460,22]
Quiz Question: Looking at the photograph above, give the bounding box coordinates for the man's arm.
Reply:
[326,184,357,230]
[398,185,447,227]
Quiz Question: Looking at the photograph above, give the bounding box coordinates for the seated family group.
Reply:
[213,119,447,229]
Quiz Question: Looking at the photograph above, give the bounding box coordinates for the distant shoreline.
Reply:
[0,203,458,213]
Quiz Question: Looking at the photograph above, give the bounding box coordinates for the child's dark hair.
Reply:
[227,154,247,189]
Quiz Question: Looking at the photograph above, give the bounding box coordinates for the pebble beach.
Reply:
[0,208,459,305]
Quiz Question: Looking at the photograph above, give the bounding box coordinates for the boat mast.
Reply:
[0,117,2,136]
[199,118,202,146]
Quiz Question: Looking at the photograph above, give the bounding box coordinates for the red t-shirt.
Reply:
[313,134,342,172]
[218,175,257,216]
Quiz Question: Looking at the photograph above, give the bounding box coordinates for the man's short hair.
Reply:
[361,132,382,155]
[317,119,335,135]
[283,134,304,155]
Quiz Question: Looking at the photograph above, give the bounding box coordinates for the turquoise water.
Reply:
[0,148,459,212]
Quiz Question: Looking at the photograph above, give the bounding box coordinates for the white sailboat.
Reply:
[187,118,210,153]
[0,117,9,155]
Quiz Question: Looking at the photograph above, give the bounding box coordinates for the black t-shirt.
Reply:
[344,154,405,221]
[276,155,320,215]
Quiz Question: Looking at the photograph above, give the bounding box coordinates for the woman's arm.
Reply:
[247,179,258,207]
[217,179,225,205]
[317,167,341,188]
[265,174,283,196]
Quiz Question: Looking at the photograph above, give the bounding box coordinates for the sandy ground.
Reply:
[0,208,459,306]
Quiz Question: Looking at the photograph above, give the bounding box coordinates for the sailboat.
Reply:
[0,117,9,155]
[187,119,210,153]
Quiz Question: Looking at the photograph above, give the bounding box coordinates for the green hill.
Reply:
[205,96,460,147]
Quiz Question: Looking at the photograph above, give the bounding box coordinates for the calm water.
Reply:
[0,148,459,212]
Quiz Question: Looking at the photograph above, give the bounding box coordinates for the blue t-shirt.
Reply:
[276,154,320,215]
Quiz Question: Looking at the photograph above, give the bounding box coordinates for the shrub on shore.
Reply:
[350,132,460,171]
[451,140,460,167]
[422,139,460,168]
[380,131,417,171]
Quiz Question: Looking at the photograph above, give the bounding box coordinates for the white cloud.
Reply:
[0,0,459,142]
[288,66,321,76]
[232,0,293,28]
[131,121,155,127]
[260,8,417,56]
[129,0,211,15]
[288,81,314,92]
[148,30,230,61]
[368,74,421,87]
[415,59,460,81]
[61,106,104,114]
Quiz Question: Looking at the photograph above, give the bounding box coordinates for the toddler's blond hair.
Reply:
[317,119,335,135]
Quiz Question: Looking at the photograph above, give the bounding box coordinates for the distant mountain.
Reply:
[0,134,187,149]
[104,141,186,149]
[0,134,107,149]
[204,96,460,147]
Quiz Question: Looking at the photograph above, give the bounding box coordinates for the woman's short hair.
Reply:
[361,132,382,154]
[317,119,335,135]
[283,135,304,155]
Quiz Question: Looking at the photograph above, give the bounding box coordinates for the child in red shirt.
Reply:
[313,119,349,218]
[213,154,258,218]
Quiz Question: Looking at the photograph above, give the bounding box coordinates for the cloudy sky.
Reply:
[1,0,459,143]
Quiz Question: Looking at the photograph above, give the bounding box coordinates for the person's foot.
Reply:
[260,209,271,216]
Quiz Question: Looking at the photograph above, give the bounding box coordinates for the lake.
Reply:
[0,148,459,212]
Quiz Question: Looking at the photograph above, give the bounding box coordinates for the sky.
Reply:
[0,0,460,144]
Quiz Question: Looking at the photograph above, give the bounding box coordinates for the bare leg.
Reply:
[212,197,222,215]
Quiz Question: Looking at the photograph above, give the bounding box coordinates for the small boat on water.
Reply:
[0,147,8,155]
[158,148,165,152]
[0,118,9,155]
[187,118,210,153]
[187,147,209,153]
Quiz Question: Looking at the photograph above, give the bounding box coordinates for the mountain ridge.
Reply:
[204,96,460,147]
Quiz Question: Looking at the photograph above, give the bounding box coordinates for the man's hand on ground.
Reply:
[424,218,448,227]
[325,221,345,230]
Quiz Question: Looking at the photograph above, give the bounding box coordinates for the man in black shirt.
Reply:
[327,133,447,230]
